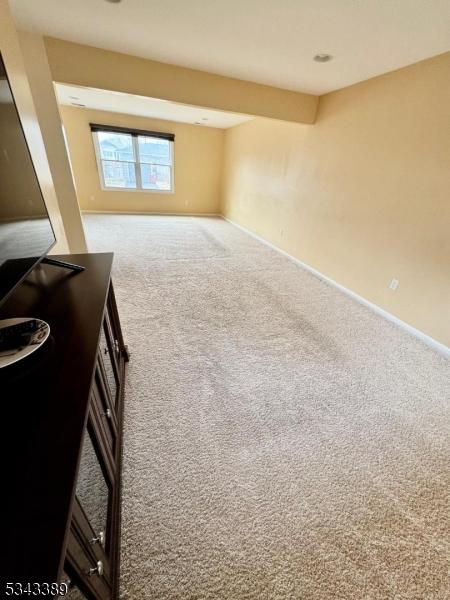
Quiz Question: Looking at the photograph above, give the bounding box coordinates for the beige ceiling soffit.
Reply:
[44,37,319,125]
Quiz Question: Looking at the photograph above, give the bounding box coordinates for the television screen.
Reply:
[0,53,56,306]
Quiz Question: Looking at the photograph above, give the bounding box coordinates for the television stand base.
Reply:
[42,257,85,272]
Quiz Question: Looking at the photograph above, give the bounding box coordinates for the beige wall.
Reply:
[0,0,68,253]
[18,31,87,253]
[44,37,318,125]
[222,53,450,346]
[60,106,224,214]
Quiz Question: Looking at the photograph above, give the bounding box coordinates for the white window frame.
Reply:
[92,128,175,194]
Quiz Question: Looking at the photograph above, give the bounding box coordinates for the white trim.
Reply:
[95,186,175,194]
[82,210,221,217]
[222,216,450,358]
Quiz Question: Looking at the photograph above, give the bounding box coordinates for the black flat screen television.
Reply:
[0,53,56,307]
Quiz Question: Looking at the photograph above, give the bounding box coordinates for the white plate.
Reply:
[0,318,50,369]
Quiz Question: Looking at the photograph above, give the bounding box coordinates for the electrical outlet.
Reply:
[389,278,399,291]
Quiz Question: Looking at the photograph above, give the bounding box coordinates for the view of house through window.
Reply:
[92,127,174,192]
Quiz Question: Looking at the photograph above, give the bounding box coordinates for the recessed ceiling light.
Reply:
[105,0,122,3]
[201,118,208,121]
[194,121,202,125]
[69,96,79,100]
[314,53,333,63]
[71,102,86,107]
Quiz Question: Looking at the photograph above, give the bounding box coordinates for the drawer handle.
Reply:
[103,408,112,419]
[62,578,72,590]
[91,530,105,545]
[88,560,104,577]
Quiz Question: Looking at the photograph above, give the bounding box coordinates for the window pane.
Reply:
[97,131,134,161]
[101,160,136,188]
[138,136,171,165]
[141,164,171,191]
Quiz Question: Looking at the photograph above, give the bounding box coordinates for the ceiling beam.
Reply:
[44,37,318,125]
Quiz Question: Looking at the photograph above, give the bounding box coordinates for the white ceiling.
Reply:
[11,0,450,95]
[55,83,253,128]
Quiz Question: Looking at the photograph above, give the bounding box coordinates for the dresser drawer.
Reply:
[65,520,112,600]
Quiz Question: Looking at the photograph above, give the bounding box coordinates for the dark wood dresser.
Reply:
[0,253,128,599]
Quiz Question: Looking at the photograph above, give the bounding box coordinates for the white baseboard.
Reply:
[82,210,221,218]
[222,216,450,358]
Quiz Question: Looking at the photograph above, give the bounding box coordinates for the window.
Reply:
[91,124,174,192]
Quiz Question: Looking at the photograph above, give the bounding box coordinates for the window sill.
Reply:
[100,186,175,194]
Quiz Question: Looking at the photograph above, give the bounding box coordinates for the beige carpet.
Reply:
[84,214,450,600]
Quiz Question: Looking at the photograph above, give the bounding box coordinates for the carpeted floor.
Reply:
[83,214,450,600]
